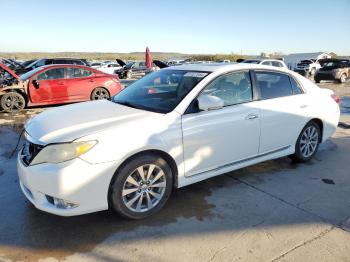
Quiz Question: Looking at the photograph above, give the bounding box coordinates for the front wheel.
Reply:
[0,92,26,113]
[290,121,321,162]
[109,154,173,219]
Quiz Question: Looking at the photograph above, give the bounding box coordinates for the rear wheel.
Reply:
[109,154,173,219]
[0,92,25,113]
[338,73,347,84]
[91,87,110,100]
[290,121,321,162]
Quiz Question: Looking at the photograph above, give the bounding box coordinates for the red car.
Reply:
[0,64,122,112]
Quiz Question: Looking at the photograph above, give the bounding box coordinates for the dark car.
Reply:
[15,58,89,75]
[114,59,156,79]
[314,59,350,84]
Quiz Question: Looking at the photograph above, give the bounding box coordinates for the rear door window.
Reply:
[255,71,293,99]
[272,61,283,67]
[261,61,272,66]
[66,68,92,78]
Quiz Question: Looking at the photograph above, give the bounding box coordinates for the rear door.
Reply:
[65,67,95,101]
[253,70,308,154]
[29,67,67,104]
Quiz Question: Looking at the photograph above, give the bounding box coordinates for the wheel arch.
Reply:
[308,118,323,142]
[107,149,179,208]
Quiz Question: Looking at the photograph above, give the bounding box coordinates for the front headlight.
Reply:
[30,140,97,165]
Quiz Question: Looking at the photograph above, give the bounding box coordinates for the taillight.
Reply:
[331,94,340,104]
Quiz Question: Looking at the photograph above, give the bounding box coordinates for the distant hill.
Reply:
[0,51,249,62]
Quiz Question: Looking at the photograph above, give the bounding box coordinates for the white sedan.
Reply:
[94,62,122,74]
[17,64,340,219]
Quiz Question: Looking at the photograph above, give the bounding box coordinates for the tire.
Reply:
[109,154,173,219]
[290,121,321,163]
[314,78,320,83]
[0,92,26,113]
[91,87,110,100]
[338,73,347,84]
[126,71,132,79]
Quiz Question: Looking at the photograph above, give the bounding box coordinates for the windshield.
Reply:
[299,60,312,64]
[113,69,209,113]
[20,67,43,80]
[242,60,260,64]
[124,62,134,69]
[323,62,343,70]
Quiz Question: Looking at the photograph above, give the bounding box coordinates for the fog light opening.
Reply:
[46,195,78,209]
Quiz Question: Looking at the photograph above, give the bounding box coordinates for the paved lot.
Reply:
[0,80,350,262]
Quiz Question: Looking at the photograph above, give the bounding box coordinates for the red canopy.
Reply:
[145,47,152,69]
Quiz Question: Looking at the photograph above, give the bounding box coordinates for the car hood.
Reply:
[25,100,160,144]
[0,63,20,80]
[116,59,126,67]
[153,60,169,69]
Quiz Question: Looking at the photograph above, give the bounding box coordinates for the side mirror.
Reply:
[32,80,39,89]
[197,95,224,111]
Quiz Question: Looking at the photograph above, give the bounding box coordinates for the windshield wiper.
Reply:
[115,100,166,114]
[115,100,141,109]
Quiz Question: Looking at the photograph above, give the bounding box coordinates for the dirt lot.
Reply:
[0,80,350,262]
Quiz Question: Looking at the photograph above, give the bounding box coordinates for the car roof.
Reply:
[163,63,290,73]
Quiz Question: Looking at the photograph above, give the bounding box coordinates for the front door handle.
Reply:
[300,105,308,109]
[245,114,258,120]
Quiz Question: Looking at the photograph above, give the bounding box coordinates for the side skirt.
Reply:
[177,145,293,188]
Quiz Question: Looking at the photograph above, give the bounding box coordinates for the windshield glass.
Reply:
[20,67,43,80]
[113,69,209,113]
[323,62,343,70]
[242,60,260,64]
[124,62,134,69]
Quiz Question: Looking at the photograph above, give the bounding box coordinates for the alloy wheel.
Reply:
[1,93,25,112]
[122,164,166,213]
[299,126,319,158]
[92,88,109,100]
[340,74,346,83]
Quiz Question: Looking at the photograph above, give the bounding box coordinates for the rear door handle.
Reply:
[245,114,258,120]
[300,105,308,109]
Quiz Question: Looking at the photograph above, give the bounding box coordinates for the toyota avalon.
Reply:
[17,63,340,219]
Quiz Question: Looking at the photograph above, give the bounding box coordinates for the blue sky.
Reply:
[1,0,350,55]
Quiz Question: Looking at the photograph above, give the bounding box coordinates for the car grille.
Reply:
[22,140,44,166]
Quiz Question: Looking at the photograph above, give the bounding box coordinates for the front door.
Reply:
[182,70,260,177]
[29,67,67,104]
